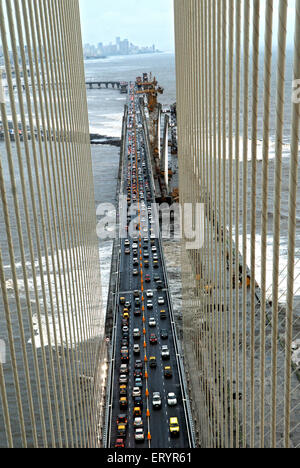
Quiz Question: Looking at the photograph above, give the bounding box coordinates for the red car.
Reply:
[117,414,128,426]
[134,370,143,379]
[145,275,151,283]
[115,439,125,448]
[150,334,158,344]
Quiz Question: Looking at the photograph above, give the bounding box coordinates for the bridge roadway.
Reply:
[109,82,191,449]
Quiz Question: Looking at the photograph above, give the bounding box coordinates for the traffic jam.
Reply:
[112,79,186,450]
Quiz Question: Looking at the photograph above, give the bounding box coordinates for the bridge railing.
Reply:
[174,0,300,449]
[0,0,103,448]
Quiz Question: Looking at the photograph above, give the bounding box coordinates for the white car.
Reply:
[133,344,140,354]
[146,290,154,298]
[158,297,165,305]
[167,392,178,407]
[119,375,128,384]
[161,345,170,360]
[149,318,156,327]
[152,392,162,409]
[135,428,145,442]
[133,328,141,339]
[134,417,143,428]
[132,387,142,397]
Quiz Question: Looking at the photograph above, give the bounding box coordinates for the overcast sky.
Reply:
[79,0,175,52]
[79,1,296,53]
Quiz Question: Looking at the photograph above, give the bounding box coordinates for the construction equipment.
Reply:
[135,77,164,113]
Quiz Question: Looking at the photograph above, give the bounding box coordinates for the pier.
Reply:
[85,81,128,93]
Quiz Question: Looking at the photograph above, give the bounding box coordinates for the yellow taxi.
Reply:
[169,417,180,437]
[119,385,127,396]
[133,407,142,417]
[119,397,128,409]
[123,311,130,320]
[149,356,157,368]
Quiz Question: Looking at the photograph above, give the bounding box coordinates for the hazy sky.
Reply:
[79,1,296,53]
[79,0,175,52]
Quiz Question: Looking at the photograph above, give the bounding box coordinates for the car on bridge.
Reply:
[117,415,128,427]
[161,346,170,360]
[134,369,143,379]
[152,392,162,409]
[149,318,156,328]
[133,396,143,408]
[123,311,129,321]
[119,385,127,396]
[160,310,167,320]
[132,387,142,398]
[169,418,180,437]
[115,438,125,449]
[134,377,143,388]
[167,393,178,407]
[133,407,142,417]
[121,353,129,364]
[133,344,140,355]
[117,424,127,438]
[160,329,168,339]
[119,397,128,409]
[119,375,128,384]
[150,333,158,344]
[133,417,143,428]
[133,328,141,339]
[135,428,145,443]
[120,364,128,375]
[164,366,173,379]
[149,357,157,368]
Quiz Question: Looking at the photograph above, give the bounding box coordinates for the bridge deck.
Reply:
[107,82,193,449]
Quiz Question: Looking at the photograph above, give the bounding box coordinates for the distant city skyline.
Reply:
[79,0,175,53]
[83,36,159,59]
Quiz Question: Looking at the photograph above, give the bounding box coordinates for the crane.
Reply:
[135,77,164,112]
